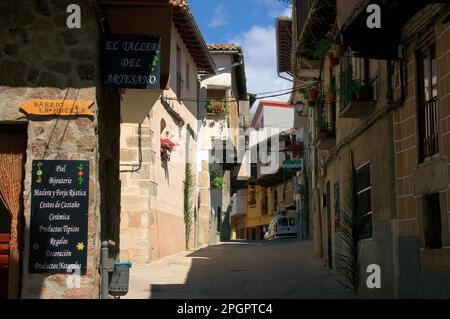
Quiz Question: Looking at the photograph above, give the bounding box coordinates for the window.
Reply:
[423,193,442,249]
[176,46,181,100]
[274,190,278,212]
[206,89,226,114]
[355,163,372,240]
[248,185,256,206]
[278,217,288,227]
[185,61,190,91]
[289,217,296,226]
[417,43,438,163]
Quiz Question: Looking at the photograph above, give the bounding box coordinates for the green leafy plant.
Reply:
[335,167,369,291]
[206,100,227,114]
[338,68,374,104]
[312,38,332,61]
[210,174,224,189]
[150,53,159,72]
[316,114,329,130]
[298,88,308,100]
[184,163,195,249]
[335,168,360,291]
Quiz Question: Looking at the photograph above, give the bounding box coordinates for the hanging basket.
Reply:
[332,43,346,58]
[328,53,339,66]
[308,89,319,102]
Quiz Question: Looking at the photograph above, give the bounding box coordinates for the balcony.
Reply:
[338,67,376,118]
[338,0,443,59]
[340,100,376,118]
[206,100,227,116]
[295,0,336,76]
[316,129,335,150]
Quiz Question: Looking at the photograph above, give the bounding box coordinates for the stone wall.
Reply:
[119,121,153,264]
[392,4,450,297]
[0,0,120,298]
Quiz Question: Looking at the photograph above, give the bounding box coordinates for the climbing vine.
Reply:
[183,163,195,249]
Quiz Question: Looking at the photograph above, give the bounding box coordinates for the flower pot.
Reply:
[308,89,319,102]
[161,151,170,161]
[319,128,330,140]
[332,43,346,58]
[356,87,373,101]
[328,53,339,66]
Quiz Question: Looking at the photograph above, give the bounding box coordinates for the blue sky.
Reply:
[188,0,292,103]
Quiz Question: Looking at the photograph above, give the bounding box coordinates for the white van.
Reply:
[264,215,297,240]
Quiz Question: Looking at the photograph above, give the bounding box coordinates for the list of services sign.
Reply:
[101,34,161,89]
[29,160,89,274]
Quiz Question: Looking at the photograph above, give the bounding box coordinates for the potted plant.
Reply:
[312,38,332,61]
[160,137,175,161]
[332,42,346,58]
[210,175,224,189]
[206,100,226,115]
[316,116,330,140]
[325,85,336,102]
[354,79,373,101]
[308,88,319,102]
[291,141,305,158]
[328,52,339,66]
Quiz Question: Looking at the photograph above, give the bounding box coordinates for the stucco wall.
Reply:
[120,23,199,264]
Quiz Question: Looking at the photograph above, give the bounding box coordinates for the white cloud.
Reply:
[209,3,229,27]
[251,0,292,19]
[230,25,292,105]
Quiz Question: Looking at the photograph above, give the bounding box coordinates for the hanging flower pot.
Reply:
[328,52,339,66]
[210,175,224,189]
[308,89,319,102]
[332,43,346,58]
[319,128,331,140]
[160,138,175,161]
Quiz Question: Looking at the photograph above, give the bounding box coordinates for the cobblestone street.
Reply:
[125,240,357,299]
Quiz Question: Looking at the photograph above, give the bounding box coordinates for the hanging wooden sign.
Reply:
[20,99,95,117]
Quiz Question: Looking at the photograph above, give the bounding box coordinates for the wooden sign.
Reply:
[20,99,95,116]
[29,160,89,274]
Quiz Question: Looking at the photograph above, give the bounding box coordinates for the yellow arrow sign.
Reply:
[20,99,95,117]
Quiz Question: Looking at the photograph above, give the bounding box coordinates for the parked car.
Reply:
[264,216,297,240]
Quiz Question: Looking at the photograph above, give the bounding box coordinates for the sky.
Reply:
[188,0,293,105]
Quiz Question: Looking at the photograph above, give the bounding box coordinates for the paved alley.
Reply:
[124,240,357,299]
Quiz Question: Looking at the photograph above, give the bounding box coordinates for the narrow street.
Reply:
[125,240,356,299]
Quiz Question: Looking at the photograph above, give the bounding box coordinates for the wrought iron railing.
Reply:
[418,96,439,163]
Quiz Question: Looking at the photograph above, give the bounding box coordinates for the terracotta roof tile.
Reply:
[207,43,243,52]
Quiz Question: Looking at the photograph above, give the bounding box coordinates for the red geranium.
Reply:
[160,138,175,151]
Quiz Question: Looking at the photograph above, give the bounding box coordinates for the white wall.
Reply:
[263,106,294,130]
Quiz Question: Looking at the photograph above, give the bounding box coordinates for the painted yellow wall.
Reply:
[246,185,273,228]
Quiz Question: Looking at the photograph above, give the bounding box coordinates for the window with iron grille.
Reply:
[417,42,438,163]
[355,162,372,240]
